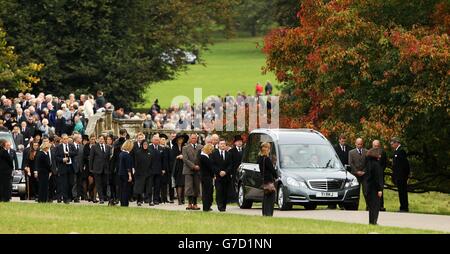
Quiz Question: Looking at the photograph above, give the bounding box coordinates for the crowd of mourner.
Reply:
[0,89,410,224]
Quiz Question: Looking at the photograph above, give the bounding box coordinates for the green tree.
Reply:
[232,0,301,36]
[263,0,450,193]
[0,25,42,96]
[0,0,235,110]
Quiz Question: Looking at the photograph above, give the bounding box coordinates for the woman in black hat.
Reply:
[170,133,188,205]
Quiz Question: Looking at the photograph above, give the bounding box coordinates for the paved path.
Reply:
[142,203,450,233]
[12,199,450,233]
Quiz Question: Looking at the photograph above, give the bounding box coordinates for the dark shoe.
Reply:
[64,201,70,204]
[399,209,409,213]
[149,203,155,207]
[99,200,105,204]
[154,202,160,205]
[380,208,386,212]
[169,200,174,204]
[93,199,99,203]
[178,200,183,205]
[137,202,142,207]
[57,199,62,203]
[74,199,80,203]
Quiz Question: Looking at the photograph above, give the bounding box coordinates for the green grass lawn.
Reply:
[140,37,276,109]
[0,202,443,234]
[247,189,450,216]
[357,189,450,216]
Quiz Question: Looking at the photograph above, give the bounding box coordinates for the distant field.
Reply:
[0,202,442,234]
[140,37,277,109]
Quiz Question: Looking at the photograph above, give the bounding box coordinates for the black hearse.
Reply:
[237,129,360,210]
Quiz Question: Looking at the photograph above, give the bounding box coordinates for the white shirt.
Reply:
[64,144,72,164]
[219,149,226,160]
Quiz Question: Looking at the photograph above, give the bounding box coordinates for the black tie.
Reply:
[221,151,225,160]
[358,149,362,155]
[101,145,105,153]
[193,144,196,149]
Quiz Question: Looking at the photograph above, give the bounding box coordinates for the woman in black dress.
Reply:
[200,144,215,212]
[118,140,134,207]
[365,148,384,225]
[171,134,188,205]
[133,141,151,206]
[23,142,40,200]
[257,142,278,216]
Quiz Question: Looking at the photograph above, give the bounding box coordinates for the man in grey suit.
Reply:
[72,133,84,203]
[348,137,368,209]
[89,135,111,204]
[182,134,203,210]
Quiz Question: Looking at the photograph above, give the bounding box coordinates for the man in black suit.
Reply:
[12,125,24,148]
[48,137,59,202]
[20,121,32,147]
[211,139,233,212]
[148,134,167,205]
[55,134,77,204]
[228,135,244,203]
[330,134,353,209]
[390,137,410,212]
[373,140,387,211]
[89,135,111,204]
[334,134,352,168]
[7,145,19,171]
[110,129,128,205]
[72,134,84,203]
[0,140,14,202]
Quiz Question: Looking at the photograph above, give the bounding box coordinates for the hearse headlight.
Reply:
[287,177,306,188]
[345,178,359,188]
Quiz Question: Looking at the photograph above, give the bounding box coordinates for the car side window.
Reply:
[246,133,261,164]
[261,134,276,167]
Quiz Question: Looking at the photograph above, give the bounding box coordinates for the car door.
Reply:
[240,133,261,199]
[253,134,276,197]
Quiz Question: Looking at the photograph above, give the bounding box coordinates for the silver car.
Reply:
[0,131,27,199]
[237,129,360,211]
